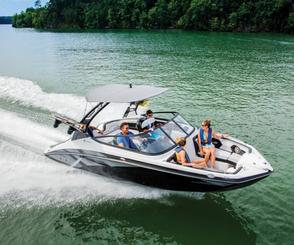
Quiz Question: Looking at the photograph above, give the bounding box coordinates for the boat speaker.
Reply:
[67,126,75,135]
[53,119,62,128]
[231,145,242,155]
[212,138,222,148]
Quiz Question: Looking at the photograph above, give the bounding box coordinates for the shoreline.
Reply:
[9,25,294,36]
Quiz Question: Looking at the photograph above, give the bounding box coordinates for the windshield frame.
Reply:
[92,112,195,156]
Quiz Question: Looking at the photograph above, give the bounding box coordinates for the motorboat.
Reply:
[45,84,273,192]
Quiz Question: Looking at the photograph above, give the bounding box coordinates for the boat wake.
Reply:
[0,76,85,119]
[0,109,172,208]
[0,77,204,208]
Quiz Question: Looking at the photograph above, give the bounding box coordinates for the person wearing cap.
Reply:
[138,110,155,132]
[144,110,155,129]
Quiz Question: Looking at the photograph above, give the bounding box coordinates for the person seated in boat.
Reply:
[138,110,155,131]
[175,138,207,168]
[116,122,137,150]
[145,109,155,127]
[198,119,228,169]
[79,123,103,137]
[140,125,160,145]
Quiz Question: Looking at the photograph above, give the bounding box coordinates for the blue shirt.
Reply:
[116,132,137,149]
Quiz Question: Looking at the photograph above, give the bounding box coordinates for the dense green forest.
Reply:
[13,0,294,33]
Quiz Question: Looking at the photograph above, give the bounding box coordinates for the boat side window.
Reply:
[131,129,174,154]
[97,128,175,154]
[93,115,192,154]
[161,120,186,142]
[173,115,194,135]
[102,121,121,135]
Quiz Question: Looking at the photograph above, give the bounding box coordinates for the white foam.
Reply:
[0,108,68,152]
[0,141,168,207]
[0,76,85,119]
[0,141,166,205]
[0,110,169,207]
[0,98,203,207]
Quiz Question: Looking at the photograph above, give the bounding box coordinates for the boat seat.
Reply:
[193,137,237,170]
[136,117,146,132]
[167,152,228,170]
[112,138,118,146]
[193,137,222,157]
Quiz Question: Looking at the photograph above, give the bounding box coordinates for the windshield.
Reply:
[160,120,186,142]
[97,127,175,154]
[173,115,194,135]
[131,129,174,154]
[95,113,194,155]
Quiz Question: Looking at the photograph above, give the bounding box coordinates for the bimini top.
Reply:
[86,84,168,103]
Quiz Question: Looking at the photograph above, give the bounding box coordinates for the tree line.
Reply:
[12,0,294,33]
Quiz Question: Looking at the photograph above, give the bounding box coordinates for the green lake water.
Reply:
[0,25,293,245]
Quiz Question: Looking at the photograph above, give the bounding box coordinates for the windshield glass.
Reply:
[173,115,194,135]
[160,120,186,142]
[94,113,194,155]
[97,128,175,154]
[131,129,174,154]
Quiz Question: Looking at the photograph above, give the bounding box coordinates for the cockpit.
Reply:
[91,112,195,154]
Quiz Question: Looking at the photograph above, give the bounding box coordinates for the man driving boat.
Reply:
[117,122,137,149]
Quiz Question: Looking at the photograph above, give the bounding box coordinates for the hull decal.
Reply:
[46,148,271,187]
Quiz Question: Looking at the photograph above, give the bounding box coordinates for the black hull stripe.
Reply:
[46,148,271,185]
[46,154,270,192]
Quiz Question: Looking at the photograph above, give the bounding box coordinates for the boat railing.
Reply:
[90,112,196,155]
[94,112,194,139]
